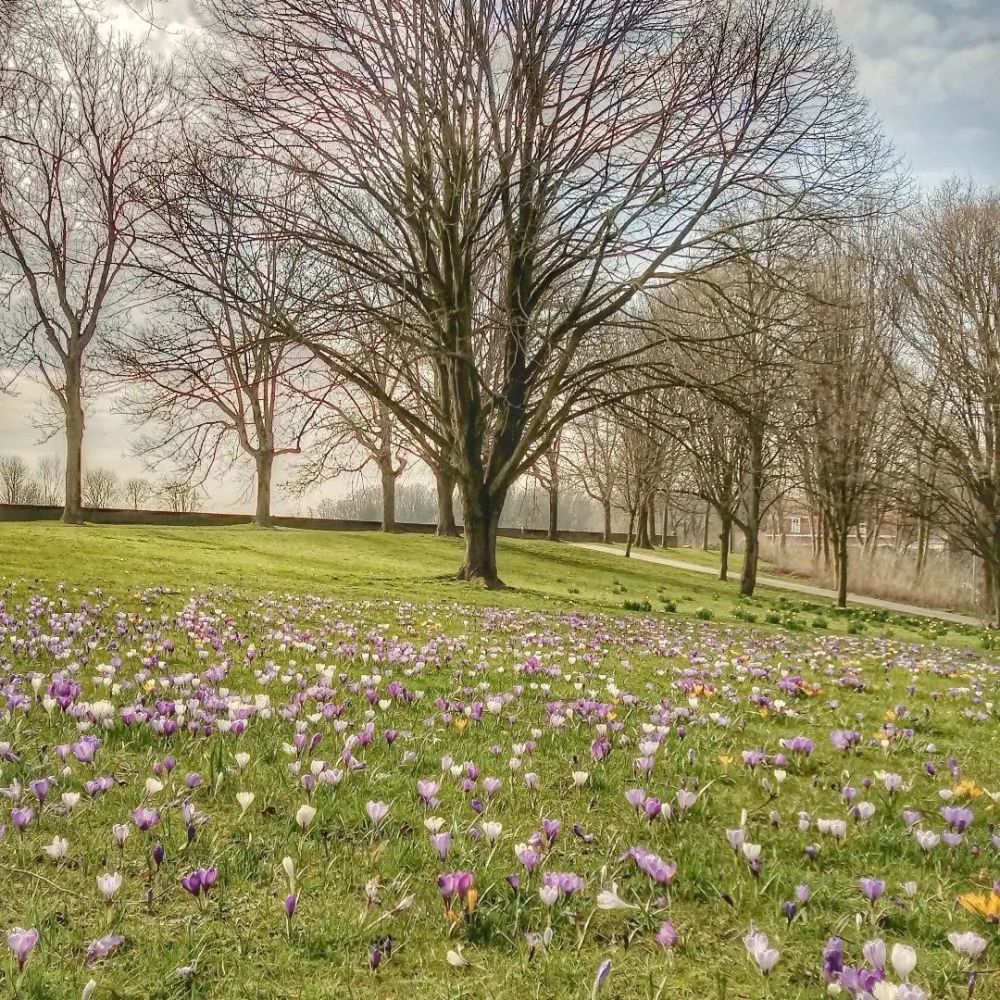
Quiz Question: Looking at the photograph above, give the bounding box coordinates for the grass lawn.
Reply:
[0,524,998,998]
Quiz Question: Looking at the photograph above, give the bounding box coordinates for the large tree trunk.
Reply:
[254,450,274,528]
[660,495,670,548]
[547,474,559,541]
[646,502,657,547]
[457,481,505,588]
[380,464,397,532]
[836,525,849,608]
[602,499,612,544]
[701,503,710,550]
[914,519,929,581]
[63,364,85,524]
[739,430,764,597]
[624,507,637,558]
[719,515,732,582]
[636,500,651,548]
[435,466,458,536]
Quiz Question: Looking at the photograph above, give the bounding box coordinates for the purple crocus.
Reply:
[655,921,678,948]
[11,807,33,833]
[430,831,452,860]
[180,867,218,898]
[822,937,844,983]
[438,871,474,907]
[941,806,974,833]
[132,806,161,832]
[7,927,39,971]
[859,877,886,903]
[85,933,125,967]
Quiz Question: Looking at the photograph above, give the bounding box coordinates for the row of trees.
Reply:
[0,0,892,587]
[0,454,202,512]
[2,2,999,616]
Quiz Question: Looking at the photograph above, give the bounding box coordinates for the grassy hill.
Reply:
[0,522,972,644]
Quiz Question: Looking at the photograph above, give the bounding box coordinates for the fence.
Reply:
[0,503,678,547]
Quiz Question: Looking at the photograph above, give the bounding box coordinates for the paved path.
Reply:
[571,542,980,627]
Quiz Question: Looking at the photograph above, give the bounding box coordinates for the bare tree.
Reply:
[796,229,901,607]
[82,467,122,509]
[159,478,203,513]
[613,405,669,559]
[34,455,64,505]
[671,390,745,580]
[891,182,1000,621]
[204,0,892,587]
[661,226,804,596]
[564,412,622,544]
[287,334,409,532]
[123,477,153,510]
[114,153,323,528]
[527,433,563,542]
[0,454,39,504]
[0,7,176,522]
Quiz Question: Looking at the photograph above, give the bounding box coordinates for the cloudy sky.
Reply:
[1,0,998,512]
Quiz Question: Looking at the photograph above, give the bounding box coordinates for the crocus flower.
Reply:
[860,877,886,903]
[97,872,123,904]
[132,806,161,832]
[43,836,69,861]
[366,801,389,826]
[864,938,887,970]
[596,883,635,911]
[948,931,987,961]
[85,933,124,966]
[676,789,697,812]
[655,921,678,948]
[7,927,39,971]
[430,831,452,860]
[11,807,33,833]
[592,958,612,996]
[744,926,779,974]
[941,806,974,832]
[823,938,844,983]
[295,804,316,830]
[180,867,218,897]
[891,943,917,982]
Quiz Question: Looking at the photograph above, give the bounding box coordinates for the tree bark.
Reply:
[660,495,670,548]
[63,364,85,524]
[624,507,636,558]
[457,481,506,587]
[701,503,710,550]
[254,450,274,527]
[636,500,651,548]
[739,429,764,597]
[719,515,732,582]
[602,499,613,544]
[914,519,928,581]
[435,466,459,536]
[380,463,397,532]
[836,525,849,608]
[646,502,657,547]
[547,474,558,541]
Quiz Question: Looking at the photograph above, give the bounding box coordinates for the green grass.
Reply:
[0,524,998,998]
[0,523,978,645]
[658,545,748,573]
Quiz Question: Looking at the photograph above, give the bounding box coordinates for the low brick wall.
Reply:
[0,503,677,547]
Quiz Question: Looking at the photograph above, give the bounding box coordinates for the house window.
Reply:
[790,516,802,535]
